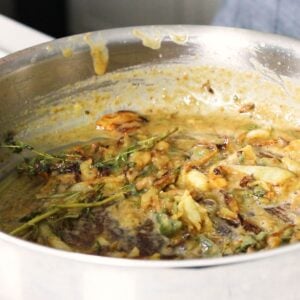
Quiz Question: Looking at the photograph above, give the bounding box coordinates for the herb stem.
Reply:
[54,192,124,209]
[95,128,178,168]
[1,141,81,165]
[0,144,54,159]
[10,207,60,236]
[9,185,132,237]
[32,150,55,160]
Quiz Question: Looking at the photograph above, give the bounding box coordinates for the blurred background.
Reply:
[0,0,222,37]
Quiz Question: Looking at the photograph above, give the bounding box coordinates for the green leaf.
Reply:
[155,213,182,237]
[239,235,257,252]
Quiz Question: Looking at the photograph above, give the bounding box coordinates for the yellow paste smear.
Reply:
[84,34,109,75]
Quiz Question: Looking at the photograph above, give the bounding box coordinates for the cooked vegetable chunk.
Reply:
[0,110,299,259]
[96,110,148,133]
[228,165,295,185]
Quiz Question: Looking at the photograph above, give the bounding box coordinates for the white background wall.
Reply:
[67,0,222,34]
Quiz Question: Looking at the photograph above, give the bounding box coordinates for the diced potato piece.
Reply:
[291,194,300,213]
[130,151,151,168]
[149,253,161,259]
[186,169,209,192]
[246,129,270,141]
[96,236,110,247]
[178,169,209,192]
[155,141,170,152]
[135,176,153,191]
[108,201,141,229]
[207,165,228,189]
[128,247,140,258]
[126,168,139,182]
[282,157,300,175]
[80,159,98,181]
[267,235,281,248]
[177,190,203,230]
[69,182,93,192]
[101,174,125,192]
[284,139,300,152]
[240,145,257,163]
[141,187,159,210]
[57,174,76,185]
[39,224,72,251]
[209,175,228,189]
[291,230,300,241]
[283,139,300,161]
[217,207,238,222]
[218,145,256,166]
[228,165,295,185]
[152,154,170,169]
[55,174,77,193]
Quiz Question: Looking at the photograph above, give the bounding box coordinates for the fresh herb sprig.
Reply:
[94,128,178,170]
[0,140,54,159]
[10,183,140,237]
[10,207,61,236]
[1,136,81,175]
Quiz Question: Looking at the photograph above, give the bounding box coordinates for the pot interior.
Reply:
[0,26,300,267]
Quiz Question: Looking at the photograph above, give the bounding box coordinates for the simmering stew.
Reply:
[0,110,300,259]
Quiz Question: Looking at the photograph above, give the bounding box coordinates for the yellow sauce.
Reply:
[84,34,109,75]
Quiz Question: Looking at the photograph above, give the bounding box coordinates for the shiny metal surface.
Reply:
[0,26,300,299]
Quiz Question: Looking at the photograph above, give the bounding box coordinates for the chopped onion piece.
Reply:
[228,165,295,185]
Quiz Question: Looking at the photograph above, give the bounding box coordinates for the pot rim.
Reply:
[1,230,300,268]
[1,25,300,268]
[1,24,300,77]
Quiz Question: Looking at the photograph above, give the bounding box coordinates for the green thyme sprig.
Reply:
[0,140,54,159]
[10,183,139,237]
[94,128,178,169]
[1,136,81,175]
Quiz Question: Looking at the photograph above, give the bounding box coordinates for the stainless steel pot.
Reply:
[0,26,300,300]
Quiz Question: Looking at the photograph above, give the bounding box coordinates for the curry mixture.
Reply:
[0,110,300,259]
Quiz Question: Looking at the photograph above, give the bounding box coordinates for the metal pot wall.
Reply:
[0,26,300,300]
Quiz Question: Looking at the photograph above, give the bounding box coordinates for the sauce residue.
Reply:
[132,28,162,50]
[168,33,188,45]
[62,48,74,58]
[84,34,109,75]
